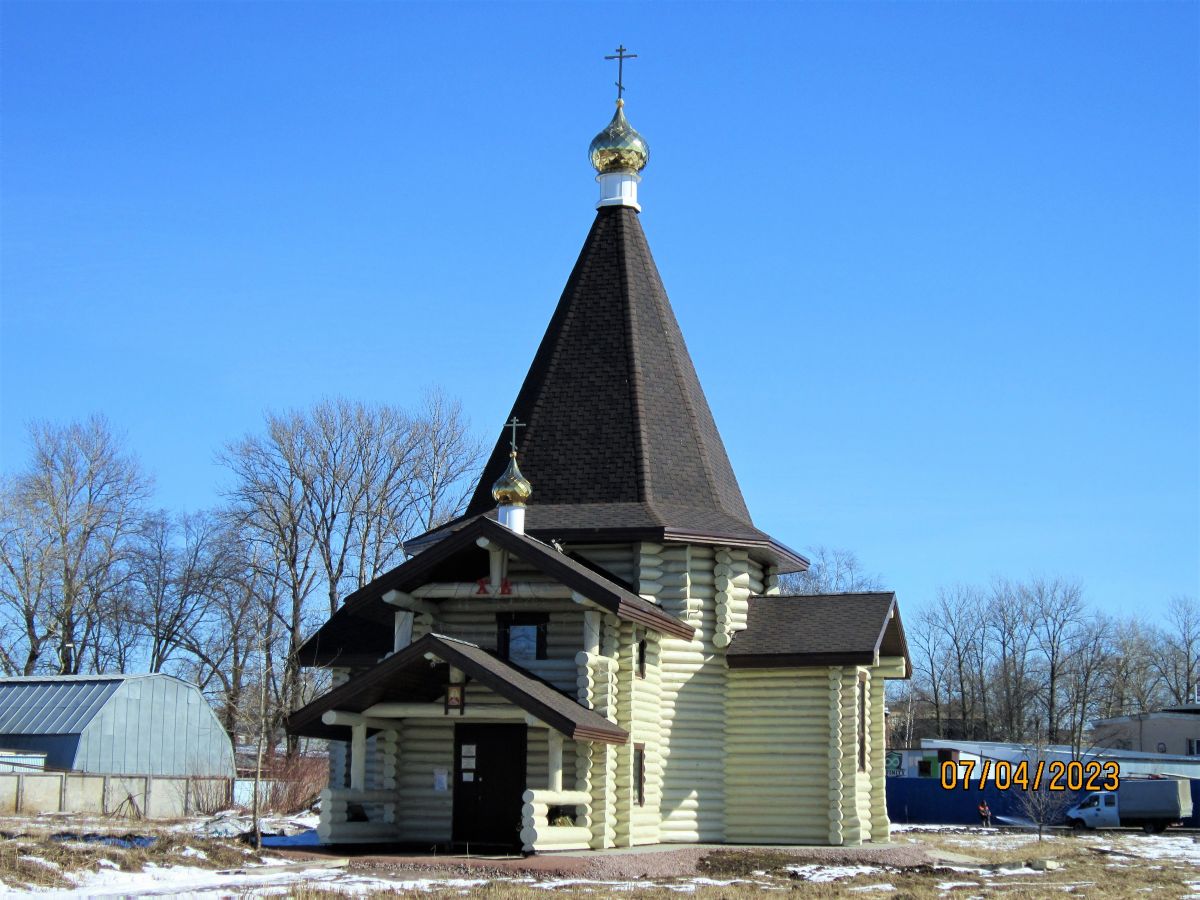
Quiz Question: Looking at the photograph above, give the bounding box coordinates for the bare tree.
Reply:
[928,585,988,739]
[0,418,149,674]
[222,426,319,754]
[1097,619,1165,719]
[1060,616,1113,753]
[1012,745,1080,841]
[910,605,954,738]
[409,388,485,534]
[131,510,231,673]
[779,546,883,595]
[1151,595,1200,705]
[220,392,481,753]
[986,578,1038,742]
[0,481,56,674]
[1022,577,1086,742]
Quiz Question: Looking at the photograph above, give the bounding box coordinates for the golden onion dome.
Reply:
[492,452,533,506]
[589,99,649,174]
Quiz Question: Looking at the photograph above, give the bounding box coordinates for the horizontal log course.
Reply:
[729,815,833,832]
[723,761,834,776]
[522,789,589,805]
[726,786,835,801]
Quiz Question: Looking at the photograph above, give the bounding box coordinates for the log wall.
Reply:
[725,668,839,844]
[653,542,726,843]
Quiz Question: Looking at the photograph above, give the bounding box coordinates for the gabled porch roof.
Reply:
[298,517,693,667]
[726,593,911,676]
[286,633,629,745]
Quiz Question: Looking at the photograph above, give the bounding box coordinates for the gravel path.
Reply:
[278,841,938,881]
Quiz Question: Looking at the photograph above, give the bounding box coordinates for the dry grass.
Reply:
[2,825,1197,899]
[262,753,327,815]
[0,829,266,893]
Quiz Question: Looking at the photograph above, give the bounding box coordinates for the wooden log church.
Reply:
[286,64,911,852]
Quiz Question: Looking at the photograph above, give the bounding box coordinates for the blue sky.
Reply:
[2,2,1196,621]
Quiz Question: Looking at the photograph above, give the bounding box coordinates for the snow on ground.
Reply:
[5,819,1200,897]
[786,865,885,883]
[943,832,1047,851]
[8,863,358,899]
[1097,833,1200,865]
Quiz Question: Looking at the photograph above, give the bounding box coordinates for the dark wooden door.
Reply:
[452,723,527,849]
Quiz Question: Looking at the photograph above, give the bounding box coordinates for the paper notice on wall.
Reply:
[462,744,476,758]
[434,768,448,791]
[462,772,475,782]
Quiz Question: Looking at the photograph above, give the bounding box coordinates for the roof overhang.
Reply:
[726,592,911,678]
[286,633,628,744]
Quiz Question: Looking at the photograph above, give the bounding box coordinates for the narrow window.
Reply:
[636,636,647,679]
[634,744,646,807]
[857,673,868,772]
[497,613,548,662]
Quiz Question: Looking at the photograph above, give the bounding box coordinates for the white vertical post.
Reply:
[489,547,504,591]
[548,731,563,791]
[350,725,366,791]
[394,611,414,652]
[583,611,601,655]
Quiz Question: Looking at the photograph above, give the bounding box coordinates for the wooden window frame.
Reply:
[634,743,646,807]
[857,672,868,772]
[496,612,549,661]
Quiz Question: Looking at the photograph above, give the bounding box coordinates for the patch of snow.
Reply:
[177,846,207,859]
[787,864,882,883]
[936,881,980,891]
[945,832,1046,850]
[850,884,897,893]
[23,863,356,899]
[988,867,1040,877]
[1106,833,1200,865]
[531,879,641,891]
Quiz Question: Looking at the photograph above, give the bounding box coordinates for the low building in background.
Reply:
[1090,705,1200,756]
[0,674,235,777]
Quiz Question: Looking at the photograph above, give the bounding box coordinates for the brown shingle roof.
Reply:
[297,517,693,667]
[285,633,627,744]
[726,593,910,675]
[437,206,805,573]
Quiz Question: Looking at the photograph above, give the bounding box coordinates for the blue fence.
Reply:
[886,776,1200,827]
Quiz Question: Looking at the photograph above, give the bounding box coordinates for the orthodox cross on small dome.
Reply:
[505,416,526,454]
[605,45,638,101]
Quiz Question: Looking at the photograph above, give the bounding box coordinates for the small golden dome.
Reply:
[492,452,533,506]
[589,99,649,174]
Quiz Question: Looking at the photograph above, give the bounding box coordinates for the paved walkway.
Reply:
[271,841,935,879]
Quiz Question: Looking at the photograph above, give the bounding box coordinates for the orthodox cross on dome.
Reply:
[505,416,526,455]
[605,45,638,100]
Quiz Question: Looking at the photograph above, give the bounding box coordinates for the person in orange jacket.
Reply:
[978,799,992,827]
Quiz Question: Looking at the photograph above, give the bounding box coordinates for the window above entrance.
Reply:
[498,612,548,662]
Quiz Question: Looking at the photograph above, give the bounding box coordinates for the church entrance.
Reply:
[451,723,527,850]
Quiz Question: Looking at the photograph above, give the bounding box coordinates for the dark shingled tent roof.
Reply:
[410,206,806,573]
[286,634,628,744]
[726,593,910,675]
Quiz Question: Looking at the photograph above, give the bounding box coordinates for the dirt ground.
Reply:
[1,818,1198,897]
